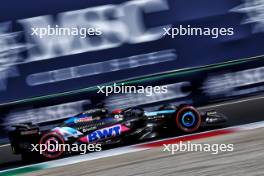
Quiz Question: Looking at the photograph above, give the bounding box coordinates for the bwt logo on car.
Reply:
[86,125,122,143]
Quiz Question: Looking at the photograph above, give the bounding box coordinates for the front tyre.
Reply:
[175,106,201,133]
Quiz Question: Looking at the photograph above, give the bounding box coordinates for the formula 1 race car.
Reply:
[8,104,227,161]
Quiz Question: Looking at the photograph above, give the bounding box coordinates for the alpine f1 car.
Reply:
[9,104,227,161]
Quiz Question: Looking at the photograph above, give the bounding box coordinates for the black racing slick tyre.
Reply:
[39,132,65,159]
[175,106,202,133]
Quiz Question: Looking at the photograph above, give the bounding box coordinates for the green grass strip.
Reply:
[0,165,46,176]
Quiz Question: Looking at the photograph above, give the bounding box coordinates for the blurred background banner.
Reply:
[0,0,263,104]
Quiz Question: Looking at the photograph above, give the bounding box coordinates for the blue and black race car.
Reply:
[8,104,227,161]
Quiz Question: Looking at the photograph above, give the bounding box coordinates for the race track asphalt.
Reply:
[25,126,264,176]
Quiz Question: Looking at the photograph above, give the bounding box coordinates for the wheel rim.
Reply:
[39,132,65,159]
[181,111,196,127]
[176,106,201,133]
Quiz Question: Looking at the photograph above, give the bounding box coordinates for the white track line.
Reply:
[0,144,10,148]
[199,95,264,110]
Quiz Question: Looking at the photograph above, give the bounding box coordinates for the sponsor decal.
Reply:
[74,116,93,123]
[20,129,38,135]
[53,127,82,140]
[81,126,97,133]
[87,124,122,143]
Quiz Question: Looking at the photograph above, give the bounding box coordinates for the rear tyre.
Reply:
[39,132,65,159]
[175,106,201,133]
